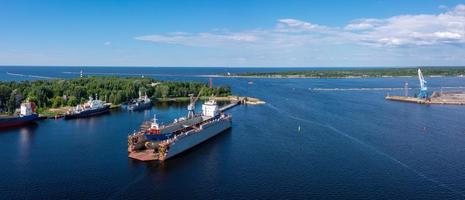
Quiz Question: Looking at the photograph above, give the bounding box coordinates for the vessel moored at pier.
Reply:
[126,91,152,111]
[0,102,39,128]
[64,97,110,119]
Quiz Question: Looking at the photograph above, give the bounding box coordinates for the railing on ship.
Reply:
[168,114,231,142]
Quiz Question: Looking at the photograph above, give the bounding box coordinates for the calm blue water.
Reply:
[1,67,465,199]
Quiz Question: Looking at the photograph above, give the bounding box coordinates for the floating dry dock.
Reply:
[386,91,465,105]
[128,97,260,162]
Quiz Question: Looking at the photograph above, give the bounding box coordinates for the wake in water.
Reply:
[6,72,55,79]
[265,103,465,197]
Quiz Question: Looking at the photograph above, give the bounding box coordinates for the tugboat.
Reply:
[128,93,232,161]
[127,91,152,111]
[64,96,110,119]
[0,102,39,128]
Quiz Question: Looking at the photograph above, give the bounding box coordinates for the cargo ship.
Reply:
[128,95,232,161]
[127,91,152,111]
[64,97,110,119]
[0,102,39,128]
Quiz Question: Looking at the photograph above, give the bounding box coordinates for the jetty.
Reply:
[387,92,465,105]
[386,68,465,105]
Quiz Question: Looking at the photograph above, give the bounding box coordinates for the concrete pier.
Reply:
[386,92,465,105]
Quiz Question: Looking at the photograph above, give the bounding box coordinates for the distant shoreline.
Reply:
[221,67,465,79]
[218,75,465,79]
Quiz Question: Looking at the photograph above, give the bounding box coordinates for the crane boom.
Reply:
[417,68,428,99]
[187,87,205,118]
[418,68,426,89]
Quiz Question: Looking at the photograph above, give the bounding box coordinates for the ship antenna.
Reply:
[153,114,159,129]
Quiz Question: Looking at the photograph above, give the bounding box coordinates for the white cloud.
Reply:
[135,31,261,47]
[136,4,465,49]
[130,4,465,66]
[275,18,327,32]
[344,19,385,30]
[349,5,465,46]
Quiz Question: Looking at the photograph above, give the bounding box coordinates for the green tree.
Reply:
[67,96,78,106]
[158,85,170,98]
[0,85,12,111]
[51,96,65,108]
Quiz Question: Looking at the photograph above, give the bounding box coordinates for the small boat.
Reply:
[0,102,39,128]
[64,96,110,119]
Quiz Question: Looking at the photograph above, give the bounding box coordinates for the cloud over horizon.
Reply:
[136,4,465,49]
[130,4,465,66]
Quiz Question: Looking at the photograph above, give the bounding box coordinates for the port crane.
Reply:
[417,68,428,99]
[187,89,203,119]
[188,78,214,118]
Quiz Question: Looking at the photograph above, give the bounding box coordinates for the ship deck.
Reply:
[128,150,159,161]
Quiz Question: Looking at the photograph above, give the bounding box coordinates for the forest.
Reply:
[0,77,231,114]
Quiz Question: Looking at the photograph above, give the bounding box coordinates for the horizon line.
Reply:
[1,65,465,68]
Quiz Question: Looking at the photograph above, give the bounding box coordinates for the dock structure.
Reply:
[386,68,465,105]
[386,92,465,105]
[385,96,430,104]
[219,99,242,112]
[128,100,242,162]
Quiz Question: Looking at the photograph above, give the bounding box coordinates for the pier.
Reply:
[386,68,465,105]
[219,98,243,112]
[385,96,430,104]
[386,92,465,105]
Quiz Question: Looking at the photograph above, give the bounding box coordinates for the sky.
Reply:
[0,0,464,67]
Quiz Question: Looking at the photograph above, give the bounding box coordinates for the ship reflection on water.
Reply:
[18,123,39,161]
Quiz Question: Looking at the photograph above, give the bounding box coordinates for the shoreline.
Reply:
[39,95,264,118]
[218,75,465,79]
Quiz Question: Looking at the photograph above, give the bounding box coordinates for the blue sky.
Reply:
[1,0,464,67]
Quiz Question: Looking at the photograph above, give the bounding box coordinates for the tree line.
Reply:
[0,77,231,114]
[232,67,465,78]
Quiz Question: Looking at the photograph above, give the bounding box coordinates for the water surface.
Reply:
[1,67,465,199]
